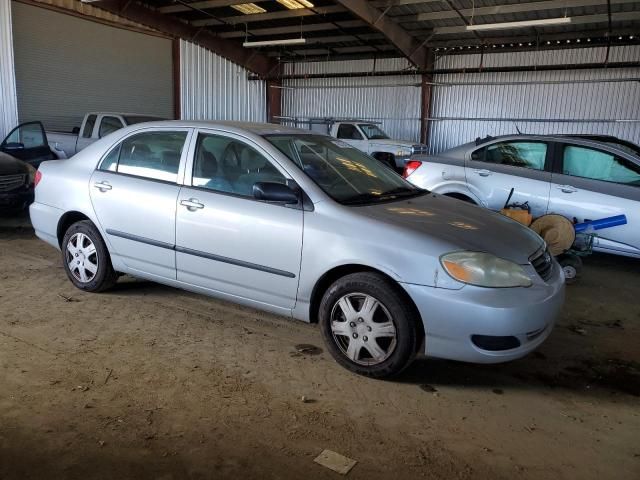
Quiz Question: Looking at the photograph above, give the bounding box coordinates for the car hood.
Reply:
[0,152,30,175]
[355,193,544,264]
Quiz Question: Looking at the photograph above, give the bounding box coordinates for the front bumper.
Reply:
[0,189,34,210]
[401,260,565,363]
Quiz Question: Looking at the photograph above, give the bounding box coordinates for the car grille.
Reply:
[411,144,429,155]
[0,174,26,192]
[530,248,553,282]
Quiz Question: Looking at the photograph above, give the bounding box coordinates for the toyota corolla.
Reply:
[29,121,565,378]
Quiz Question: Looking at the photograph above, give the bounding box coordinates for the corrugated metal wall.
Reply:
[429,46,640,152]
[180,40,266,122]
[0,0,18,139]
[281,58,422,141]
[12,2,173,132]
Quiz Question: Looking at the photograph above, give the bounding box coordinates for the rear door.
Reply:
[466,140,552,217]
[89,127,191,278]
[0,122,55,167]
[548,142,640,256]
[75,114,97,152]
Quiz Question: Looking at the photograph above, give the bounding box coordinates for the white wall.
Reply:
[180,40,266,122]
[0,0,18,139]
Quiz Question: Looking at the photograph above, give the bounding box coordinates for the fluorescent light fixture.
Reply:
[243,38,306,47]
[277,0,314,9]
[231,3,267,15]
[466,17,571,31]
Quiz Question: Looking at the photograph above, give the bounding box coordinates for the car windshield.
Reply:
[358,124,389,140]
[123,115,167,125]
[265,134,426,205]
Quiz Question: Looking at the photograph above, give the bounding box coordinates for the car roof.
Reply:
[441,134,639,159]
[126,120,316,136]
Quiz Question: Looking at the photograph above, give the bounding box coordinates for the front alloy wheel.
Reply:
[330,293,397,365]
[319,272,419,378]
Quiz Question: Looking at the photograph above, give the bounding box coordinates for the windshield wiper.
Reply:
[342,187,426,205]
[381,187,427,198]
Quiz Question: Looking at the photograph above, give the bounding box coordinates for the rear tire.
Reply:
[62,220,117,292]
[319,272,419,378]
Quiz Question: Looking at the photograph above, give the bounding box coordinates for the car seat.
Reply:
[235,147,284,196]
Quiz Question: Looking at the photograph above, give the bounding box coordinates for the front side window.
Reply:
[192,133,286,197]
[82,115,97,138]
[99,131,187,182]
[563,145,640,186]
[472,142,547,171]
[99,116,124,138]
[336,124,363,140]
[359,124,389,140]
[266,134,424,205]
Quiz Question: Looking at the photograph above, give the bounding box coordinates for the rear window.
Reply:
[123,116,166,125]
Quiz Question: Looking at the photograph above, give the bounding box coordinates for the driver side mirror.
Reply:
[253,182,299,204]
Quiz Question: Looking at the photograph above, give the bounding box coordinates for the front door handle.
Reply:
[180,198,204,211]
[557,184,577,193]
[473,169,492,177]
[93,181,112,192]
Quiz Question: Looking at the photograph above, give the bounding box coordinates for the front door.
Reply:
[1,122,55,167]
[89,128,191,278]
[466,140,552,217]
[548,142,640,256]
[175,130,303,311]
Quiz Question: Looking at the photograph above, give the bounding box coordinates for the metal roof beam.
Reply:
[218,20,367,38]
[192,5,345,27]
[90,0,276,76]
[395,0,638,23]
[158,0,270,14]
[432,10,640,34]
[334,0,431,68]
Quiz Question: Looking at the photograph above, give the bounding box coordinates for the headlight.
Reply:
[440,251,532,288]
[396,149,411,157]
[25,164,36,185]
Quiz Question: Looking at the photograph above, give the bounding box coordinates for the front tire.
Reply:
[319,272,419,378]
[62,220,117,292]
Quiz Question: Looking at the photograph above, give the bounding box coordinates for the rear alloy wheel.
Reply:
[319,272,419,378]
[62,220,117,292]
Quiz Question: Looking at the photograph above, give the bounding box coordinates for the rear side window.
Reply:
[99,116,124,138]
[82,115,97,138]
[336,124,363,140]
[99,131,187,183]
[563,145,640,186]
[472,142,547,171]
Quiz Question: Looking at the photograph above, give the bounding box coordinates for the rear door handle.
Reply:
[557,185,577,193]
[93,181,112,192]
[180,198,204,211]
[473,169,491,177]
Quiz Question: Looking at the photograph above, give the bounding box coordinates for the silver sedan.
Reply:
[30,121,565,378]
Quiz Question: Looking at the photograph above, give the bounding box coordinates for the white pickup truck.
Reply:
[324,120,428,170]
[47,112,166,158]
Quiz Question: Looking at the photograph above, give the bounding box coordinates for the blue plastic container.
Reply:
[574,215,627,233]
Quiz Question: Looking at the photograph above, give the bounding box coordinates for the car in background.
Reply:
[46,112,167,159]
[404,134,640,258]
[0,151,36,211]
[1,121,59,168]
[307,119,428,171]
[30,121,564,378]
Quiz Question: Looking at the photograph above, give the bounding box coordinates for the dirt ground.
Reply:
[0,215,639,480]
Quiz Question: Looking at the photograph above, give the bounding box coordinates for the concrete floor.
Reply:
[1,213,638,480]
